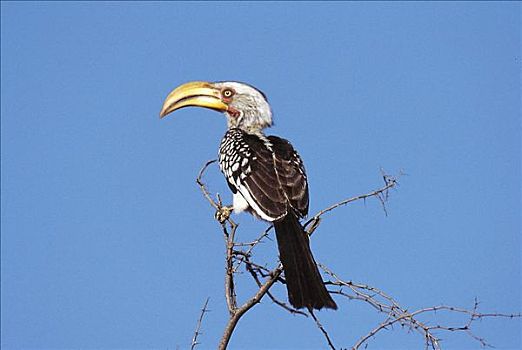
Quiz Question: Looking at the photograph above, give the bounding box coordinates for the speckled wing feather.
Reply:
[218,128,309,221]
[267,135,309,218]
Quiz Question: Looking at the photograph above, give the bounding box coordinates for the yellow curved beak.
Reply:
[159,81,228,118]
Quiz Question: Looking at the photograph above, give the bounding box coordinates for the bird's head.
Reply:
[159,81,273,132]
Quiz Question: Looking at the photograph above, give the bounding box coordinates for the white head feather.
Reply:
[213,81,273,131]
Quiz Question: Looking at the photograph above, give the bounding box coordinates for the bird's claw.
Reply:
[215,205,233,223]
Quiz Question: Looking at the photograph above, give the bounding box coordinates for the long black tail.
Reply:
[273,213,337,310]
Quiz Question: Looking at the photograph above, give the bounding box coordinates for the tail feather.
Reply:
[273,213,337,310]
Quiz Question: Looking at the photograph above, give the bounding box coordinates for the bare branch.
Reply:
[304,174,398,233]
[194,160,520,350]
[232,225,273,273]
[218,265,284,350]
[244,253,308,317]
[190,297,210,350]
[195,159,288,349]
[309,310,336,350]
[320,264,521,350]
[196,159,220,210]
[197,160,240,315]
[223,221,239,315]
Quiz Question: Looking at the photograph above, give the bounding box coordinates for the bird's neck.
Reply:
[242,125,266,136]
[226,110,272,133]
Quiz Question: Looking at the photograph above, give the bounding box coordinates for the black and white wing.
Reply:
[218,128,309,222]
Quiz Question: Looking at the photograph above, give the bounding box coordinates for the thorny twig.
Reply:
[320,264,521,350]
[310,310,336,350]
[190,297,210,350]
[304,172,399,232]
[232,225,273,273]
[243,252,308,317]
[196,159,220,210]
[195,160,520,350]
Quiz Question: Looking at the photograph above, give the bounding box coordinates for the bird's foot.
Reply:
[215,205,233,223]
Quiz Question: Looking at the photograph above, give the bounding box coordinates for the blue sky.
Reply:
[1,2,520,349]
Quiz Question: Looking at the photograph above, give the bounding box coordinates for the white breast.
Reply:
[233,192,250,213]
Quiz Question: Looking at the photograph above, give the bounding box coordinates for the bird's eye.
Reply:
[222,88,235,98]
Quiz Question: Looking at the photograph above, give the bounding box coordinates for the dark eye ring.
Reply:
[222,88,234,98]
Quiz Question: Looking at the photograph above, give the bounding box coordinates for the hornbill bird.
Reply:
[160,81,337,310]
